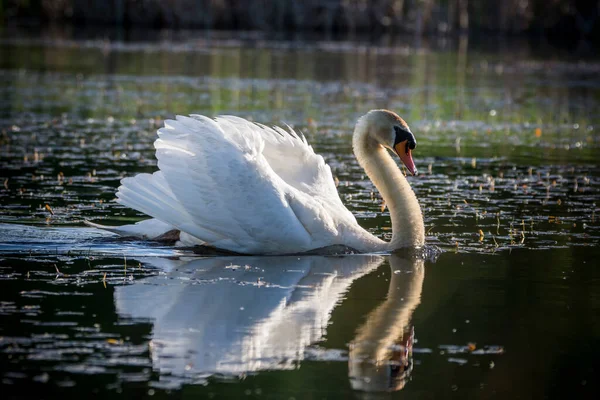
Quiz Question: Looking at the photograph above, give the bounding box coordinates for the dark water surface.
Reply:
[0,31,599,399]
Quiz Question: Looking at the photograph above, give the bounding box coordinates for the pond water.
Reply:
[0,31,599,399]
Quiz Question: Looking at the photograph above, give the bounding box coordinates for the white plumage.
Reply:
[89,110,425,254]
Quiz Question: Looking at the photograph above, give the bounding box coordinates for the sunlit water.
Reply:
[0,31,599,399]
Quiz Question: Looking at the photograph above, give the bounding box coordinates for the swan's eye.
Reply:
[394,126,416,151]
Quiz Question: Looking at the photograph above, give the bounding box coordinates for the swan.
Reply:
[87,109,424,254]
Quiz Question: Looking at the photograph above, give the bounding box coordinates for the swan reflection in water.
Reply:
[349,254,424,392]
[115,253,424,392]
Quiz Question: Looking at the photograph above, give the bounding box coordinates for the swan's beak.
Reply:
[394,141,418,176]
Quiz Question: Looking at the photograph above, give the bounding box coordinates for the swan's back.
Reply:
[116,115,365,254]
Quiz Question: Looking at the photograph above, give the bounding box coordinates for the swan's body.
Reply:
[88,110,424,254]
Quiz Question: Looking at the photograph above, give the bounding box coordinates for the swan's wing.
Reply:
[216,116,356,222]
[116,115,345,254]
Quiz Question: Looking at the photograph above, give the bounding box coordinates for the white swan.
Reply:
[87,110,424,254]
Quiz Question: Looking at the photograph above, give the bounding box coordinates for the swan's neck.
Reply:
[353,129,425,249]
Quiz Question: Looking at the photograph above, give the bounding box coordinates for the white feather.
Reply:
[110,115,375,254]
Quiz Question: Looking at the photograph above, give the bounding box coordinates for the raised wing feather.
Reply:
[116,115,353,254]
[216,116,355,221]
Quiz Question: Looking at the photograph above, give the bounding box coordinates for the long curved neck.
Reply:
[353,128,425,249]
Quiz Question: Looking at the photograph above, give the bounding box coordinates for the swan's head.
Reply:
[356,109,418,175]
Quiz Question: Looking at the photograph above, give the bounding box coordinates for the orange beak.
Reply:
[394,140,417,176]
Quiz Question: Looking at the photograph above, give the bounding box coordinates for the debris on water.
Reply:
[225,263,239,270]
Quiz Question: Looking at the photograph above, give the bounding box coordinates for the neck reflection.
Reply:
[349,253,425,392]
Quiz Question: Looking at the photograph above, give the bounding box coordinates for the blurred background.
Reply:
[1,0,599,46]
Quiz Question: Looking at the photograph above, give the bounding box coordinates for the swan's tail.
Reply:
[115,171,220,247]
[83,219,178,240]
